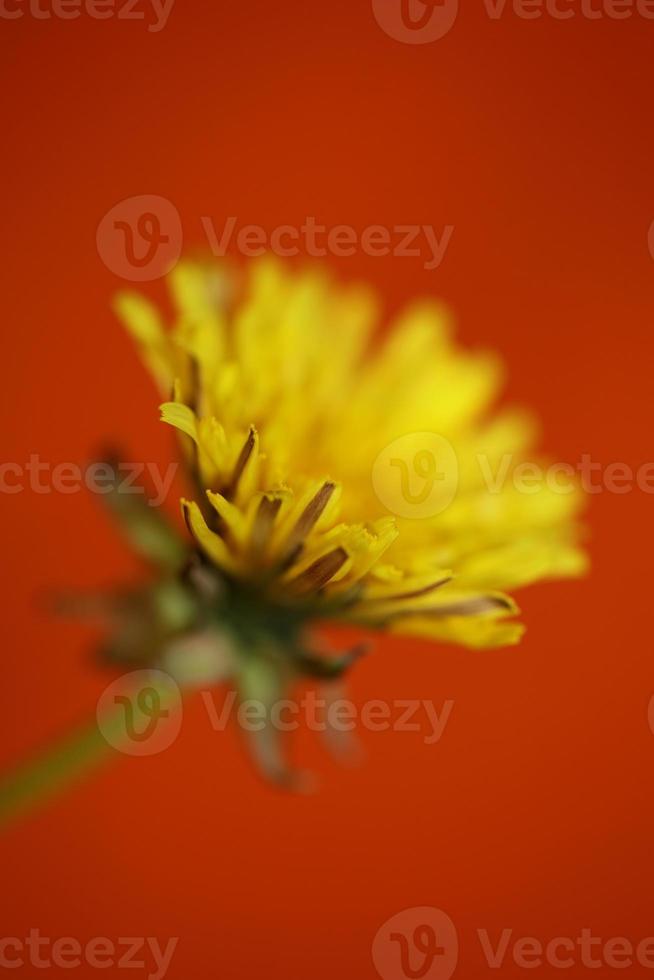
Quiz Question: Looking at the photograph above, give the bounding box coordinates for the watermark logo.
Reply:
[97,204,453,279]
[373,0,654,42]
[372,907,459,980]
[96,195,182,281]
[0,931,177,979]
[4,450,654,509]
[372,0,459,43]
[371,437,654,520]
[97,670,182,756]
[0,455,178,506]
[374,912,654,974]
[0,0,175,31]
[201,216,453,270]
[96,678,452,756]
[372,433,459,519]
[201,691,453,745]
[476,927,654,970]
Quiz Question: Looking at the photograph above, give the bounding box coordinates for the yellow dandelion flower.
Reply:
[0,258,588,813]
[114,257,586,665]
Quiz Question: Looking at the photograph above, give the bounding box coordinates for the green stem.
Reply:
[0,675,181,829]
[0,712,121,830]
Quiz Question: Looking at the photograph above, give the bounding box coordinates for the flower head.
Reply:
[108,257,586,781]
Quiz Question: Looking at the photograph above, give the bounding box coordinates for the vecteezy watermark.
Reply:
[372,433,654,519]
[476,929,654,970]
[373,908,654,978]
[201,690,454,746]
[96,195,183,281]
[5,446,653,514]
[372,0,460,44]
[97,670,183,756]
[372,0,654,43]
[0,456,179,507]
[201,216,454,271]
[372,907,459,980]
[483,0,654,19]
[0,931,178,978]
[96,195,454,281]
[474,453,654,498]
[372,433,460,520]
[97,669,455,756]
[0,0,175,30]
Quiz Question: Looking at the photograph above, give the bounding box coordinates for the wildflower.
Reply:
[105,257,586,781]
[0,259,587,819]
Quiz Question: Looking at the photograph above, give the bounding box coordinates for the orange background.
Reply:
[1,2,654,977]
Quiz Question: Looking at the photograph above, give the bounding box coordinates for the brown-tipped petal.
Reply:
[225,426,256,499]
[391,594,516,619]
[362,575,453,605]
[285,481,336,554]
[250,495,283,555]
[289,547,349,594]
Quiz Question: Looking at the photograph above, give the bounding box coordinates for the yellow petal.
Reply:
[160,401,198,442]
[392,614,525,649]
[181,499,235,573]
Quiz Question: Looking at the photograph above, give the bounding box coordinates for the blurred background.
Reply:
[1,1,653,977]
